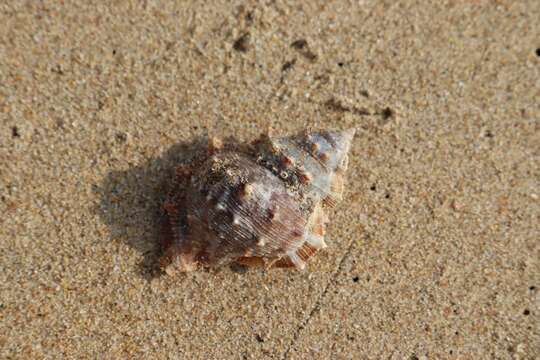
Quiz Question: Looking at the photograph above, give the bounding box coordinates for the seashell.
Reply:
[159,128,356,274]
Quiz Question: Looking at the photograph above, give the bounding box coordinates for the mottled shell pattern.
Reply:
[159,128,355,274]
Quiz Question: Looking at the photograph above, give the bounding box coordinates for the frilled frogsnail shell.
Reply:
[159,128,355,274]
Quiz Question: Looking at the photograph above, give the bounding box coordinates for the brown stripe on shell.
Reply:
[273,243,319,268]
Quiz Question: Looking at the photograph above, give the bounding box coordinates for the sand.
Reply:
[1,1,539,359]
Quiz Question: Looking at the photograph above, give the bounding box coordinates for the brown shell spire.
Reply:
[159,128,355,274]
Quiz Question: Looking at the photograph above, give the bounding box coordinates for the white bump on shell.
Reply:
[216,203,226,211]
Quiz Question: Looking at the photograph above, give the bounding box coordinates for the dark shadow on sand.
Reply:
[93,136,211,280]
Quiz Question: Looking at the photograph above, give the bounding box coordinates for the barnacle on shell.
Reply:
[159,128,356,274]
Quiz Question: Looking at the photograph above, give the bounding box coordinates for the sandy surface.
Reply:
[1,1,539,359]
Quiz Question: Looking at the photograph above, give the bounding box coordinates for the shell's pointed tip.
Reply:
[333,127,356,146]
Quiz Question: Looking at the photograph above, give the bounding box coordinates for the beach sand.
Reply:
[1,1,538,358]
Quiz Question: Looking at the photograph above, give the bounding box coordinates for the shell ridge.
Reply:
[297,243,318,260]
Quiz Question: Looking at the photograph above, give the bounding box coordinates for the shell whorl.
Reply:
[253,128,355,206]
[159,128,355,274]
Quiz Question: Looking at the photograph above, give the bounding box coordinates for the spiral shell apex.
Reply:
[159,128,356,274]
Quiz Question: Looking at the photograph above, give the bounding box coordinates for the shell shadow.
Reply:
[93,136,214,280]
